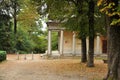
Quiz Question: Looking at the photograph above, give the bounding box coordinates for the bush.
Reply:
[0,51,6,62]
[19,50,27,54]
[15,29,35,53]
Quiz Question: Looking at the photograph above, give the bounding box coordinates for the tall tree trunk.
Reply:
[104,24,120,80]
[104,0,120,80]
[76,0,87,63]
[14,1,17,34]
[87,0,95,67]
[13,1,17,52]
[81,37,87,62]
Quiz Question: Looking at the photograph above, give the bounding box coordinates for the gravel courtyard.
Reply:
[0,54,107,80]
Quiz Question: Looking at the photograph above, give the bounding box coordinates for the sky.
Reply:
[41,20,47,31]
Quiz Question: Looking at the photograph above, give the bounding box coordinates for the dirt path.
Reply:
[0,54,107,80]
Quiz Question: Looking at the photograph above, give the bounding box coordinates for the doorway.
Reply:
[102,40,107,54]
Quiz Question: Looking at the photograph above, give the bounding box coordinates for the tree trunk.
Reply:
[104,25,120,80]
[14,1,17,34]
[87,0,95,67]
[81,37,87,62]
[104,0,120,80]
[76,0,87,63]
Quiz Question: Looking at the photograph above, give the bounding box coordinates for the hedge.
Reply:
[0,51,6,62]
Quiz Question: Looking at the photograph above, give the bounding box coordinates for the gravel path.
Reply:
[0,54,107,80]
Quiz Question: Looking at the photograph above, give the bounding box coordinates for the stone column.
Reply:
[58,31,60,54]
[60,30,64,55]
[48,30,52,56]
[72,31,76,56]
[96,35,100,54]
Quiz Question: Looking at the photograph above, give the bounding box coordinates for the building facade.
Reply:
[47,21,107,56]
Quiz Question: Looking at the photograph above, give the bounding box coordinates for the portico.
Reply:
[47,21,107,57]
[47,21,78,56]
[47,22,64,56]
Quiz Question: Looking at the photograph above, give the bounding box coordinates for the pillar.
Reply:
[72,31,76,55]
[60,30,64,55]
[96,35,100,54]
[48,30,52,55]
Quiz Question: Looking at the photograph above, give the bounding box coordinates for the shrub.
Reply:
[19,50,27,54]
[15,29,35,53]
[0,51,6,62]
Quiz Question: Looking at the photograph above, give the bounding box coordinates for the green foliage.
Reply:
[0,15,13,52]
[111,19,120,25]
[51,32,58,50]
[17,0,40,28]
[30,30,58,53]
[33,34,47,53]
[0,0,49,54]
[94,5,106,36]
[97,0,120,26]
[0,51,6,62]
[13,0,46,53]
[33,0,76,21]
[34,0,106,38]
[15,28,35,53]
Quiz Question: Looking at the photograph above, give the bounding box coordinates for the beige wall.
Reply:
[63,31,105,55]
[75,38,81,54]
[63,31,81,55]
[63,31,73,54]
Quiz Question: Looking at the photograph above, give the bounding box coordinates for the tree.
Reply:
[98,0,120,79]
[0,0,48,53]
[33,0,88,63]
[33,0,106,65]
[56,0,94,64]
[15,28,35,53]
[87,0,95,67]
[59,0,89,62]
[0,16,12,52]
[69,0,88,63]
[12,0,17,34]
[10,0,40,33]
[10,0,20,34]
[0,0,13,52]
[17,0,40,28]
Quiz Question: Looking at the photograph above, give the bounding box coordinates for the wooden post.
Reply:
[17,52,19,60]
[32,52,34,60]
[24,53,27,60]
